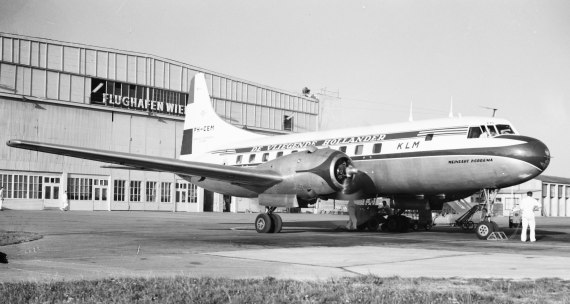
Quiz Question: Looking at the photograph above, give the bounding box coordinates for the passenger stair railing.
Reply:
[454,204,483,230]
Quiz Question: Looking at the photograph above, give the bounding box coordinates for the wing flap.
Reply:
[6,139,282,186]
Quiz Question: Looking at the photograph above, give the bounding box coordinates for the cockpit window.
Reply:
[486,125,498,136]
[496,124,514,135]
[469,124,514,138]
[468,127,483,138]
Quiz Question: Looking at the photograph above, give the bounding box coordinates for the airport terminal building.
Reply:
[0,33,319,212]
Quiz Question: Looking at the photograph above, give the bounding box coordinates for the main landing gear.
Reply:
[255,207,283,233]
[474,189,500,240]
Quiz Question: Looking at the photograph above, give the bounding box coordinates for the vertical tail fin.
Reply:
[181,73,264,158]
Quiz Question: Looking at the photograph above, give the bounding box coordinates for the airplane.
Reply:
[7,73,551,239]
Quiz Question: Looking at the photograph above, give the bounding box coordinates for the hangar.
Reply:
[0,32,319,212]
[495,175,570,217]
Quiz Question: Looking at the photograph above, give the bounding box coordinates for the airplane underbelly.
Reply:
[360,155,540,194]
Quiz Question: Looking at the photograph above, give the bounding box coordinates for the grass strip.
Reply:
[0,276,569,304]
[0,230,42,246]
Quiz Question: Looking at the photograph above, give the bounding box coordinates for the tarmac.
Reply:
[2,210,570,282]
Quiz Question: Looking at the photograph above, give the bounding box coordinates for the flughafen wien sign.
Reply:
[90,78,188,116]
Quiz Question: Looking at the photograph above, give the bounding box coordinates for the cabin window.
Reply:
[276,151,284,158]
[236,155,242,164]
[373,143,382,154]
[249,154,256,163]
[262,153,270,162]
[425,134,434,141]
[291,150,298,154]
[496,124,514,135]
[339,146,347,153]
[467,127,483,138]
[354,145,363,155]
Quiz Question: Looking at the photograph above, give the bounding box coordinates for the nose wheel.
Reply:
[254,207,283,233]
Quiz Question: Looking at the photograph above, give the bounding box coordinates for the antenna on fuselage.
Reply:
[408,98,414,122]
[480,106,498,117]
[449,96,454,118]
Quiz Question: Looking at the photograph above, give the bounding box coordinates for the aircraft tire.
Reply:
[399,217,410,233]
[367,218,380,232]
[255,213,274,233]
[386,216,400,232]
[269,213,283,233]
[411,222,419,231]
[475,221,494,240]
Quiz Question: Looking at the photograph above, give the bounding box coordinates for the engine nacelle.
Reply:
[256,148,352,201]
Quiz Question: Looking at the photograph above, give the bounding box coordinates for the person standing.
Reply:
[519,191,540,242]
[60,190,69,211]
[345,199,357,230]
[0,186,4,211]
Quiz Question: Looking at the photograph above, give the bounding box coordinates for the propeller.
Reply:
[333,157,376,195]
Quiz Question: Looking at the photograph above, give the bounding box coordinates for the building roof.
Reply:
[534,175,570,185]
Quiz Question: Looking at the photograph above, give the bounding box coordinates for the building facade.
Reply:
[0,33,319,212]
[496,175,570,217]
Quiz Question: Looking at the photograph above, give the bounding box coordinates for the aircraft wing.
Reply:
[6,139,282,187]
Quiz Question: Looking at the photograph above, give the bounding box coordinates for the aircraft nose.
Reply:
[507,136,551,171]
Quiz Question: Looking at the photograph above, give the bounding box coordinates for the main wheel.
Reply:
[255,213,274,233]
[386,216,400,232]
[398,216,410,233]
[367,218,380,232]
[475,221,494,240]
[269,213,283,233]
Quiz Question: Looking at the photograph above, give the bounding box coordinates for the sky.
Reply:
[0,0,569,176]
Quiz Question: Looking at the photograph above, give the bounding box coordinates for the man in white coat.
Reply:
[0,186,4,211]
[518,191,540,242]
[345,199,358,230]
[60,190,69,211]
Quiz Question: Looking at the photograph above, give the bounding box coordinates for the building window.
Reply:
[13,175,28,199]
[130,181,141,202]
[114,180,126,201]
[284,115,293,131]
[373,143,382,154]
[69,178,93,200]
[542,183,547,198]
[559,185,564,199]
[0,174,13,199]
[176,182,187,203]
[160,182,171,203]
[354,145,363,155]
[29,176,43,199]
[146,181,156,202]
[189,183,198,203]
[567,186,570,199]
[550,184,555,198]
